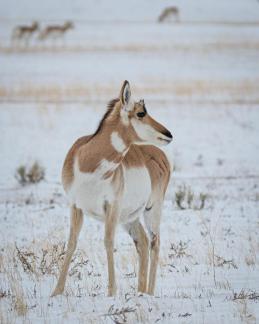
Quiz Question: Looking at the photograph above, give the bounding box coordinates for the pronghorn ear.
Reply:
[120,80,131,106]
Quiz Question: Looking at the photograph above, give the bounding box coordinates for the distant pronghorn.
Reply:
[51,81,172,297]
[38,21,74,40]
[12,21,39,41]
[158,6,180,23]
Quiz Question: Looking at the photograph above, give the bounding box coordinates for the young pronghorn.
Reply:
[51,81,172,297]
[12,21,39,41]
[38,21,74,40]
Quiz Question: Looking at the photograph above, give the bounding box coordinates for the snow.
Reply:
[0,0,259,323]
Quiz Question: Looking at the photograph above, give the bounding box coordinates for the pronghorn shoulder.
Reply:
[138,144,171,179]
[122,144,146,168]
[139,144,169,162]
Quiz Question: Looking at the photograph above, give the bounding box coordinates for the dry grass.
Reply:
[1,41,259,55]
[0,241,96,320]
[9,273,28,317]
[2,249,28,317]
[0,80,258,103]
[14,242,92,279]
[244,238,257,267]
[199,215,218,285]
[245,255,256,267]
[232,289,259,301]
[214,255,238,269]
[175,185,208,210]
[103,305,136,323]
[15,161,45,186]
[235,300,256,323]
[168,240,192,259]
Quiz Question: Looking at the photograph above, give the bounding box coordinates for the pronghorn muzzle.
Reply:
[151,117,173,145]
[157,128,173,144]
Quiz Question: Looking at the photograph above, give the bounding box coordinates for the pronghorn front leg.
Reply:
[104,202,119,296]
[124,220,149,293]
[51,205,83,297]
[144,204,162,295]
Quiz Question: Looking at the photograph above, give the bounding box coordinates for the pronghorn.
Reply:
[51,81,172,297]
[38,21,74,40]
[158,6,180,23]
[12,21,39,41]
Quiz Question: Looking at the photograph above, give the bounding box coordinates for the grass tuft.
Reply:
[175,185,208,210]
[15,161,45,185]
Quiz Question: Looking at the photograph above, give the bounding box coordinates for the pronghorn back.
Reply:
[62,135,91,191]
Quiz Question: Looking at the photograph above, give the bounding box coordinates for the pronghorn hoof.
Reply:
[108,286,117,297]
[50,287,64,297]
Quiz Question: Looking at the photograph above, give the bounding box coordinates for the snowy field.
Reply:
[1,0,259,323]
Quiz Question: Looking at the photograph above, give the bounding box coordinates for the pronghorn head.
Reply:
[119,80,173,146]
[32,21,39,29]
[65,21,74,29]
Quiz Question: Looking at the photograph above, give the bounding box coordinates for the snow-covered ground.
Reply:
[1,0,259,323]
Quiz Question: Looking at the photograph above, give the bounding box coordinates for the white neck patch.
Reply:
[111,131,127,153]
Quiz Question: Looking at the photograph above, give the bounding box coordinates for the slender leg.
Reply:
[124,220,149,293]
[148,232,160,295]
[104,203,119,296]
[51,205,83,297]
[144,204,162,295]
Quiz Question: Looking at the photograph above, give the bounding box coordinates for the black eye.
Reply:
[137,111,146,118]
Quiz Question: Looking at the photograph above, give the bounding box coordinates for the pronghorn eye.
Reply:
[137,111,146,118]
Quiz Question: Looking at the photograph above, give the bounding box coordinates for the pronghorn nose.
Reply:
[163,130,173,139]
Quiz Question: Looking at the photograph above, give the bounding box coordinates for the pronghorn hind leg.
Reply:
[51,205,83,297]
[104,203,119,296]
[148,231,160,295]
[124,219,149,293]
[144,203,162,295]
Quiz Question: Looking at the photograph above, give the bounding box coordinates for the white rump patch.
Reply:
[111,131,127,153]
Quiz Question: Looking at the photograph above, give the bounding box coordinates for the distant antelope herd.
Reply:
[11,21,74,44]
[11,7,180,45]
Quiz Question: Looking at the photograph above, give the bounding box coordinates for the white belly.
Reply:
[120,166,151,223]
[67,161,151,224]
[67,159,116,220]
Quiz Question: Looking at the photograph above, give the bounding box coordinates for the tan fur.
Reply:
[62,135,92,191]
[51,205,83,297]
[140,145,171,193]
[12,21,39,40]
[125,219,149,292]
[52,81,172,297]
[39,21,74,40]
[104,202,120,296]
[62,100,170,188]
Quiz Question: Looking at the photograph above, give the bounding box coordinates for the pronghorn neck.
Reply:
[93,116,131,161]
[76,114,133,179]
